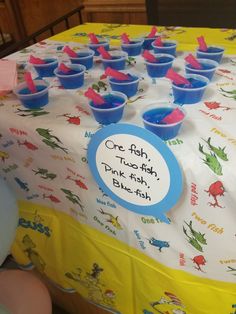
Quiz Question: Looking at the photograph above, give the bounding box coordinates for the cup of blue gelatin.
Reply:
[89,91,127,125]
[172,74,209,105]
[69,49,95,70]
[142,103,186,140]
[88,38,110,56]
[13,80,49,109]
[121,38,144,56]
[196,46,224,63]
[108,72,140,98]
[185,58,218,81]
[32,58,58,77]
[152,40,177,56]
[101,51,128,71]
[54,64,86,89]
[142,35,159,50]
[145,53,175,78]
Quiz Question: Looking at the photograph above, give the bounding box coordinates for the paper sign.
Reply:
[87,124,183,223]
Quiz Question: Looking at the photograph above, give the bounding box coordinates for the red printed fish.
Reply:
[66,175,88,190]
[61,114,81,125]
[204,101,232,111]
[17,140,38,150]
[43,194,60,203]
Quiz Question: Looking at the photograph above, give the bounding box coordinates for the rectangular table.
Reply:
[1,23,236,314]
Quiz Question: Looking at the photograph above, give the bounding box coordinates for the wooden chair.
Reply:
[0,4,84,59]
[145,0,236,28]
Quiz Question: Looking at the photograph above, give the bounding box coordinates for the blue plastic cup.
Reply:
[142,103,186,140]
[13,79,49,109]
[89,91,127,125]
[69,49,95,70]
[54,64,86,89]
[121,38,144,56]
[101,51,128,70]
[185,58,218,80]
[88,38,110,56]
[108,73,140,98]
[196,46,224,63]
[142,35,159,50]
[32,58,58,77]
[171,74,209,105]
[145,53,175,78]
[152,40,177,56]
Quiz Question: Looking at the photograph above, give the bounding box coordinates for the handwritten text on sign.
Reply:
[88,124,183,223]
[96,134,170,206]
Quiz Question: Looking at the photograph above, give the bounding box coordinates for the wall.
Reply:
[83,0,147,25]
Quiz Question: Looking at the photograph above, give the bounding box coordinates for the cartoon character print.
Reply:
[65,263,117,309]
[230,304,236,314]
[22,234,46,272]
[142,291,186,314]
[183,220,207,252]
[205,181,225,208]
[192,255,206,272]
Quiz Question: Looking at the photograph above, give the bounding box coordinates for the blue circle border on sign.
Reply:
[87,124,183,223]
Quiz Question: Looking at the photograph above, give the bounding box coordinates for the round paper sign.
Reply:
[87,124,183,223]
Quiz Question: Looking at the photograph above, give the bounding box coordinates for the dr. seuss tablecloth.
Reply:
[1,24,236,314]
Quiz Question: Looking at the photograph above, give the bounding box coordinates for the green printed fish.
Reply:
[36,128,62,143]
[184,221,207,245]
[220,88,236,100]
[199,144,223,175]
[42,139,68,154]
[202,137,228,161]
[61,188,84,211]
[16,108,49,117]
[183,227,203,252]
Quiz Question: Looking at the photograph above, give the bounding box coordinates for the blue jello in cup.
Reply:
[142,103,186,140]
[88,38,110,56]
[69,49,95,70]
[32,58,58,77]
[101,51,128,70]
[145,53,175,78]
[121,38,144,56]
[185,58,218,80]
[152,40,177,56]
[13,79,49,109]
[172,74,209,105]
[196,46,224,63]
[54,64,86,89]
[89,91,127,125]
[142,36,159,50]
[108,73,139,98]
